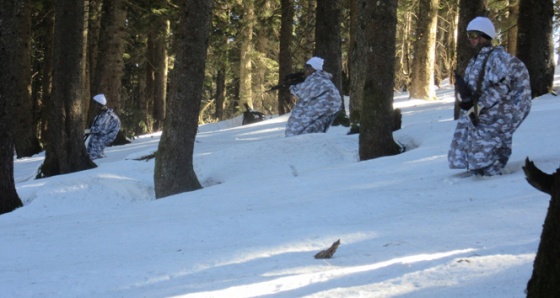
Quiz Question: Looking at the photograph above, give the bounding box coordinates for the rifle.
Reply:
[266,72,305,92]
[470,47,496,126]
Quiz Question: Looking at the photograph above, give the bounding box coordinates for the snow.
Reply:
[4,73,560,297]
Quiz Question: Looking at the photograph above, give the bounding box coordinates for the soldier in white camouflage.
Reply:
[449,17,531,176]
[285,57,342,137]
[85,94,121,160]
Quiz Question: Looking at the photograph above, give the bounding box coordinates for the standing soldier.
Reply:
[449,17,531,176]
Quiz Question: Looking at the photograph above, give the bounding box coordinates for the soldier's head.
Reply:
[466,17,495,49]
[304,57,323,77]
[93,94,107,110]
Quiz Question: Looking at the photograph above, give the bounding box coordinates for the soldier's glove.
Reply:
[458,99,474,110]
[454,70,473,105]
[84,129,91,134]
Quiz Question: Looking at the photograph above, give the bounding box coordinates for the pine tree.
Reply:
[154,0,214,199]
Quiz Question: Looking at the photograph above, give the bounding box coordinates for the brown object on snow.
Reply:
[314,239,340,259]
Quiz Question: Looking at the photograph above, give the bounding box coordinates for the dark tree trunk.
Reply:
[81,0,91,124]
[86,0,103,121]
[13,0,42,158]
[215,66,226,120]
[359,0,401,160]
[40,0,96,178]
[213,19,229,121]
[0,0,24,214]
[145,33,156,131]
[152,25,168,132]
[278,0,295,115]
[454,0,485,119]
[348,0,371,125]
[314,0,343,105]
[91,0,128,142]
[147,19,169,132]
[523,159,560,297]
[517,0,555,98]
[154,0,213,199]
[38,1,55,145]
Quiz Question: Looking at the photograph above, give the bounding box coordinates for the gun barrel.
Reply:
[266,84,285,92]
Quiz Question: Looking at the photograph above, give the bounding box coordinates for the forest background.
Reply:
[1,0,559,211]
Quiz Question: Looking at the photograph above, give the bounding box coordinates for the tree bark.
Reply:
[434,0,458,88]
[409,0,439,101]
[40,0,96,178]
[506,0,519,56]
[278,0,295,115]
[359,0,401,161]
[145,32,156,132]
[37,1,55,145]
[314,0,343,101]
[523,159,560,297]
[13,0,42,158]
[454,0,485,119]
[517,0,555,98]
[150,19,169,132]
[348,0,372,125]
[91,0,127,135]
[215,64,226,120]
[0,0,24,214]
[154,0,213,199]
[239,0,255,109]
[86,0,103,124]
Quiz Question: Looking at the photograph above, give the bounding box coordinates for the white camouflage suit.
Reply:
[285,71,342,137]
[87,108,121,160]
[448,46,531,175]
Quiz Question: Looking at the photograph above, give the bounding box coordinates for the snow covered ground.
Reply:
[3,74,560,297]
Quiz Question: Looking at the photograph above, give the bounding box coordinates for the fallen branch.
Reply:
[132,152,156,161]
[314,239,340,259]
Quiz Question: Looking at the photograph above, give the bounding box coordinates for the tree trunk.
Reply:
[348,0,372,125]
[314,0,343,101]
[0,0,24,214]
[435,0,458,89]
[300,1,316,61]
[278,0,295,115]
[154,0,213,199]
[395,10,413,91]
[523,160,560,297]
[506,0,519,56]
[145,32,156,132]
[409,0,439,101]
[253,0,272,112]
[82,0,92,124]
[38,1,55,145]
[239,0,255,109]
[151,20,169,132]
[40,0,96,178]
[13,0,42,158]
[359,0,401,161]
[86,0,103,125]
[215,65,226,120]
[91,0,127,139]
[454,0,485,119]
[517,0,555,98]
